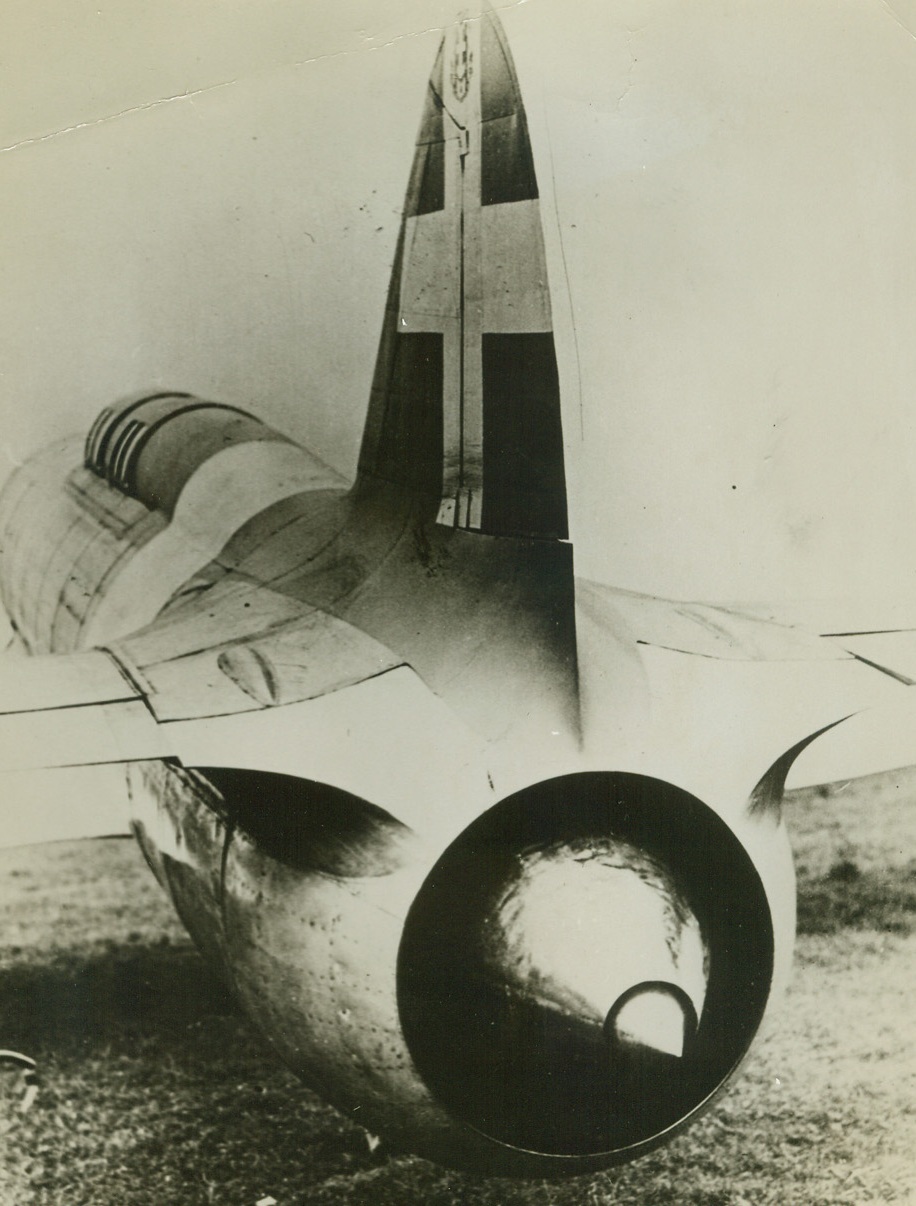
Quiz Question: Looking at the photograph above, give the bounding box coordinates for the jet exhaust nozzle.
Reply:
[397,772,774,1165]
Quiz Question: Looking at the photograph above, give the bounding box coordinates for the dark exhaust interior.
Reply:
[397,772,773,1158]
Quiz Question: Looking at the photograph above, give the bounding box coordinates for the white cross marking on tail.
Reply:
[398,18,551,531]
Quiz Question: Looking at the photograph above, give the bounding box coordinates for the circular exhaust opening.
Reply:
[397,772,773,1159]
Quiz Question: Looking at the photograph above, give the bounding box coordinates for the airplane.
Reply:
[2,0,916,1181]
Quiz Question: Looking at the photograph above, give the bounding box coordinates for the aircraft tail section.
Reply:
[358,7,568,541]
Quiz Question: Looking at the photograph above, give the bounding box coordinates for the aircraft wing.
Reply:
[585,584,854,663]
[692,597,916,688]
[574,579,916,806]
[0,649,166,772]
[0,646,154,847]
[826,629,916,686]
[4,573,916,823]
[0,587,407,762]
[0,587,411,848]
[790,626,916,786]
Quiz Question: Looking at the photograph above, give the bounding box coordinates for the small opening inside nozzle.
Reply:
[604,980,699,1059]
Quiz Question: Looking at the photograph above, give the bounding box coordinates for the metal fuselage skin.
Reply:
[0,7,805,1178]
[0,398,795,1176]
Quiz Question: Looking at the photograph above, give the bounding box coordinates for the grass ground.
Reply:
[0,769,913,1205]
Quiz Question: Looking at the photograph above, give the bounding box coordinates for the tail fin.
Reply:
[357,7,568,541]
